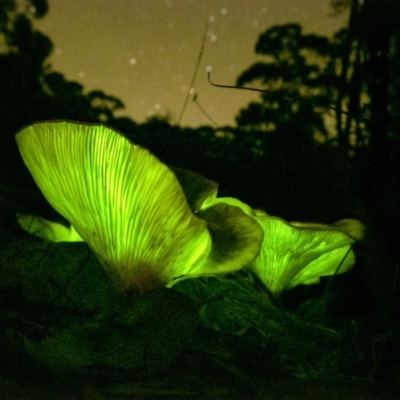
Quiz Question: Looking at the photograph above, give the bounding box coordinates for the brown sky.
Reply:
[36,0,348,127]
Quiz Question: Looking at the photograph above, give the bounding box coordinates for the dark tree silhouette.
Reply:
[326,0,400,337]
[235,24,337,150]
[228,23,361,223]
[330,0,400,167]
[86,90,125,122]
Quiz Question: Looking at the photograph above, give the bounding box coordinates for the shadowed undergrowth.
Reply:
[0,184,398,399]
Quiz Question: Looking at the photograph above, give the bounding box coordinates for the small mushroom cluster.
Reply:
[16,121,364,295]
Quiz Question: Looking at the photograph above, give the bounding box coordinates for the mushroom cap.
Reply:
[16,121,210,291]
[17,213,84,242]
[249,216,362,295]
[288,244,354,288]
[290,219,365,242]
[193,202,263,275]
[16,121,263,291]
[164,166,264,285]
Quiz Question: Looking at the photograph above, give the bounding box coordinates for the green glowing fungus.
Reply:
[17,213,83,242]
[16,121,263,292]
[165,166,264,281]
[249,216,365,295]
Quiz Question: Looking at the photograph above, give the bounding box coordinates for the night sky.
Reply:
[36,0,348,127]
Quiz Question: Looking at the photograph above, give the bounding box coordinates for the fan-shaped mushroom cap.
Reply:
[16,122,211,291]
[16,121,263,292]
[164,166,264,285]
[249,216,364,295]
[17,213,83,242]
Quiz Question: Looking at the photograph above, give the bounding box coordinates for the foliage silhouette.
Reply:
[236,24,336,146]
[325,0,400,333]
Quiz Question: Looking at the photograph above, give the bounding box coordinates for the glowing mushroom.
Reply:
[17,212,83,242]
[16,121,263,292]
[249,216,365,296]
[168,167,265,282]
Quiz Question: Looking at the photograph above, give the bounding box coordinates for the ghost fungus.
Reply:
[16,121,263,292]
[16,121,209,291]
[249,215,365,296]
[187,202,263,277]
[17,213,84,242]
[164,166,264,284]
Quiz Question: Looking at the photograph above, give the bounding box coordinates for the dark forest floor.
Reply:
[0,183,399,399]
